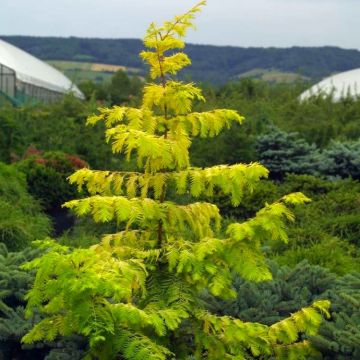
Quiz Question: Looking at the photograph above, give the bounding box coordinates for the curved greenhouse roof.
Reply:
[300,68,360,102]
[0,39,83,99]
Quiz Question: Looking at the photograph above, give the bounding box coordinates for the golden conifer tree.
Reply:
[23,2,329,359]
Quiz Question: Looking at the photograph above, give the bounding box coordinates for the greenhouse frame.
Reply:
[0,39,83,105]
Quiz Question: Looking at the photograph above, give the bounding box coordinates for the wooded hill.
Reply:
[3,36,360,83]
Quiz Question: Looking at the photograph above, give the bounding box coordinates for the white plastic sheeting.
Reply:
[0,39,83,99]
[300,68,360,102]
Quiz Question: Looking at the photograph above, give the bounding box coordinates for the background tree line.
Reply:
[3,35,360,83]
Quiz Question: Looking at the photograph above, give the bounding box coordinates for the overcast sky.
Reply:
[0,0,358,49]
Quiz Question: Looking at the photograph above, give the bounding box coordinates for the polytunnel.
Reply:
[300,68,360,102]
[0,39,83,105]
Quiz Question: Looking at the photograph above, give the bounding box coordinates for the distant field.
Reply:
[237,68,310,83]
[47,61,309,85]
[47,60,143,84]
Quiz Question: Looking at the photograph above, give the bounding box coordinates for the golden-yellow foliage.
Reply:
[23,2,329,359]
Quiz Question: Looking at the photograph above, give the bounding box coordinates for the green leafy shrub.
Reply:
[202,80,360,148]
[0,162,50,250]
[212,174,360,273]
[0,107,23,163]
[280,175,360,247]
[78,69,143,105]
[274,237,359,275]
[272,176,360,273]
[0,95,116,169]
[17,149,87,211]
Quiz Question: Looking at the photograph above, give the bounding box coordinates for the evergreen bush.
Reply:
[316,139,360,180]
[256,126,318,180]
[256,126,360,181]
[0,243,86,359]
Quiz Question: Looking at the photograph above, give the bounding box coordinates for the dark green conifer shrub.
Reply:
[316,139,360,180]
[256,126,360,181]
[0,243,86,359]
[256,126,318,180]
[0,243,41,359]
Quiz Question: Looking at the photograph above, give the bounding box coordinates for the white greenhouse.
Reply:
[0,39,83,105]
[300,68,360,102]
